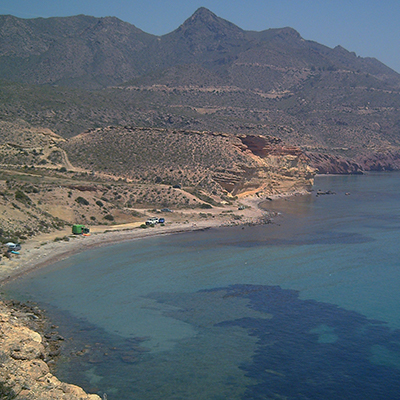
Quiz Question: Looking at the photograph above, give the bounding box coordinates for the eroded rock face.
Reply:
[0,301,100,400]
[213,134,315,197]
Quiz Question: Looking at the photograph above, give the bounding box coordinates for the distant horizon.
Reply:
[1,1,399,74]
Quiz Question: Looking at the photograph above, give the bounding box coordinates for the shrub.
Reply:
[96,200,104,207]
[11,203,20,210]
[75,196,89,206]
[199,203,212,209]
[54,236,70,242]
[104,214,114,221]
[0,382,16,399]
[15,190,31,205]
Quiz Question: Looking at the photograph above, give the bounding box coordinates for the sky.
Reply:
[1,0,399,73]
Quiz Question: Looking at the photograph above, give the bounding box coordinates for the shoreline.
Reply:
[0,221,219,285]
[0,194,275,285]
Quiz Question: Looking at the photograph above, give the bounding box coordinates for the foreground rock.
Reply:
[0,300,100,400]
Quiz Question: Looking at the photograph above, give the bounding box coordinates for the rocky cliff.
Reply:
[307,150,400,174]
[0,300,101,400]
[217,134,315,196]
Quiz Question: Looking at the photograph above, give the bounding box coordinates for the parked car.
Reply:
[146,217,159,225]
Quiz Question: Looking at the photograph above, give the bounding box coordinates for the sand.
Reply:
[0,196,268,284]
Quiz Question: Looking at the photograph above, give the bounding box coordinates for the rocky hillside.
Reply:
[1,8,398,90]
[0,121,314,241]
[63,126,315,197]
[0,14,155,87]
[0,8,399,172]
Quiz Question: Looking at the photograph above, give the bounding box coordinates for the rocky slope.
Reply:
[63,127,315,197]
[306,150,400,174]
[0,300,100,400]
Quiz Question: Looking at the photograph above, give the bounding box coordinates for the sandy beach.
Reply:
[0,195,270,284]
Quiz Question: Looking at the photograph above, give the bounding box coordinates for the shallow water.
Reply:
[3,172,400,399]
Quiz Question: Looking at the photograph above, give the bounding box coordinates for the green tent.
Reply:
[72,224,85,234]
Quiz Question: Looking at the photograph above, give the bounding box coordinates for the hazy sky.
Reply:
[1,0,399,73]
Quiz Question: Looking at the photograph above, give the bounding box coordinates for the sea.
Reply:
[3,172,400,400]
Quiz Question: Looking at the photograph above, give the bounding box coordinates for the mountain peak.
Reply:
[188,7,221,24]
[192,7,215,17]
[177,7,244,37]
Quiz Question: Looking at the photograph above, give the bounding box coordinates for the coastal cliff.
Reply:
[0,300,100,400]
[64,127,315,198]
[306,151,400,174]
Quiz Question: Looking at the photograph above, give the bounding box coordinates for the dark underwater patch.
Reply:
[12,283,400,400]
[209,284,400,400]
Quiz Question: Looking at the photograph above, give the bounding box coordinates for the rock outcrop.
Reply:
[306,153,363,174]
[307,150,400,174]
[0,300,101,400]
[213,134,315,197]
[356,151,400,171]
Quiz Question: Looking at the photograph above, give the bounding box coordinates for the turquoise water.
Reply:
[3,173,400,399]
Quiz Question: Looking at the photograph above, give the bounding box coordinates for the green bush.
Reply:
[104,214,114,221]
[15,190,31,205]
[75,196,89,206]
[11,203,20,210]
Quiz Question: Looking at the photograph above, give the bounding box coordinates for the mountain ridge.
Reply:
[0,8,398,89]
[0,7,400,175]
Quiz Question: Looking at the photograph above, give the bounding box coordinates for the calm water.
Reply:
[3,173,400,399]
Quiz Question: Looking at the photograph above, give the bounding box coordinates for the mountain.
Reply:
[0,7,400,174]
[1,8,399,90]
[0,14,156,87]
